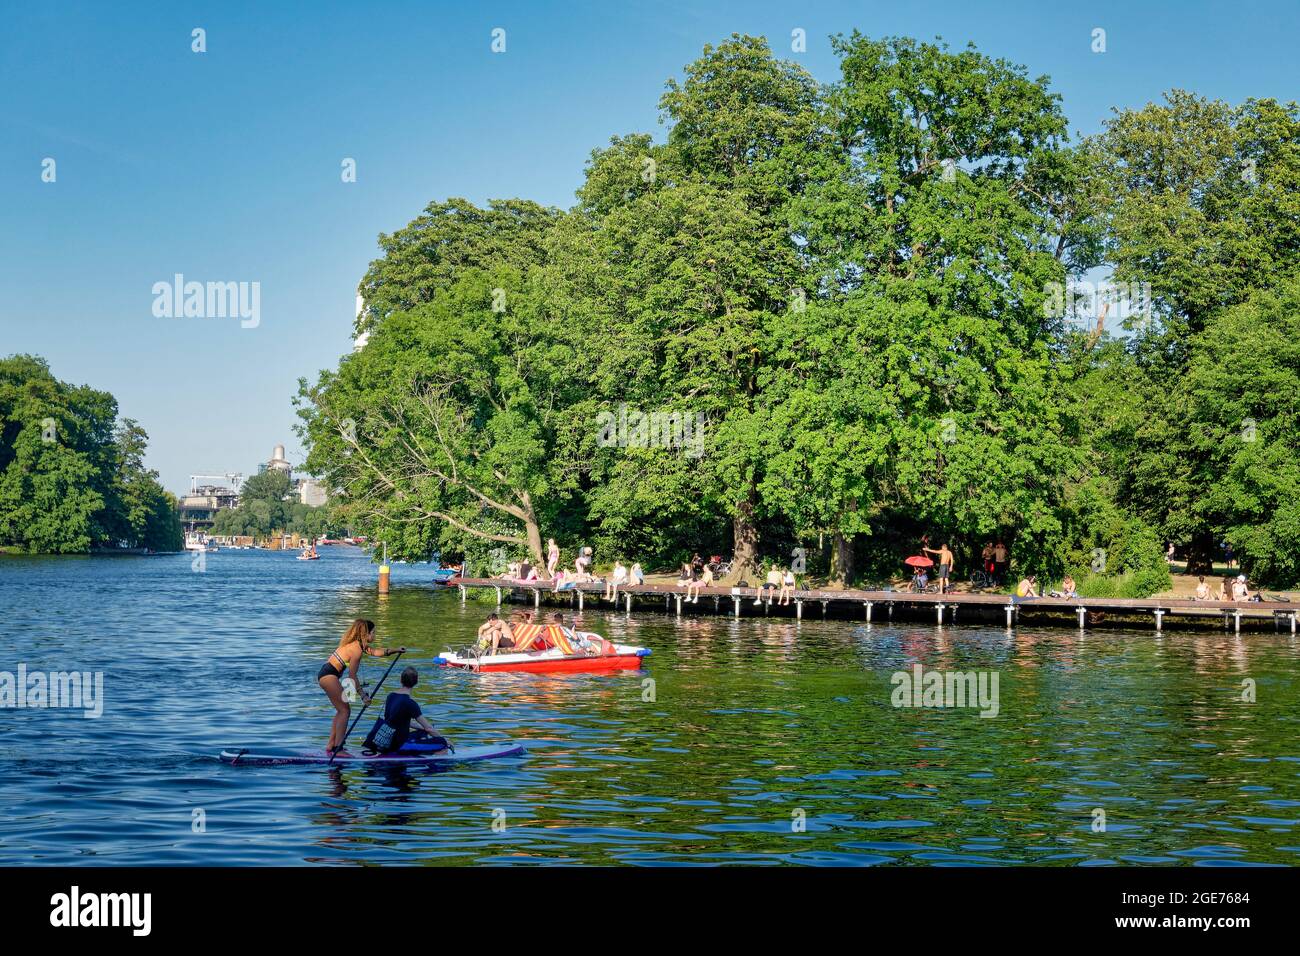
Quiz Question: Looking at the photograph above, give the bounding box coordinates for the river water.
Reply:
[1,547,1297,866]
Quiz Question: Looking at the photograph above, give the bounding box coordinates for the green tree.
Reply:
[299,213,586,565]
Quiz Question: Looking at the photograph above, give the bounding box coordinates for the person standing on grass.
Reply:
[922,543,954,594]
[993,541,1009,584]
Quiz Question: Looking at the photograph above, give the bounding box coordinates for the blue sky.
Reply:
[1,0,1296,494]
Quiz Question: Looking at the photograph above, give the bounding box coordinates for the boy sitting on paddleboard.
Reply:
[362,667,451,754]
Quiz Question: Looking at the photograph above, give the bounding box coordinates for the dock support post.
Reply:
[1234,609,1242,634]
[458,584,466,604]
[1005,603,1014,629]
[1077,606,1086,628]
[936,604,944,625]
[888,602,894,620]
[733,596,741,617]
[533,588,540,609]
[578,590,584,612]
[865,601,872,622]
[1154,608,1164,632]
[675,594,682,616]
[822,601,828,618]
[796,600,803,620]
[494,586,502,606]
[1292,612,1297,635]
[665,594,670,610]
[714,596,720,612]
[625,593,632,614]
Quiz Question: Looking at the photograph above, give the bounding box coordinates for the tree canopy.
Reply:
[297,33,1300,590]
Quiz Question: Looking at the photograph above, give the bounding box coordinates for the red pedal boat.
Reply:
[435,626,650,673]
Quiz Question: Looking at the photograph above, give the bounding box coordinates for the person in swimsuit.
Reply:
[922,543,954,594]
[1195,576,1211,600]
[318,619,403,755]
[546,538,560,579]
[477,612,515,654]
[778,567,796,606]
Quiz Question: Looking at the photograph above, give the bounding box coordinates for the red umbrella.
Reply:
[904,555,934,568]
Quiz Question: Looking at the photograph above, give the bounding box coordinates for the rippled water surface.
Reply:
[2,548,1298,866]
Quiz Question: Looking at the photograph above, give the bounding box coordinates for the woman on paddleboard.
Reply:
[318,619,404,755]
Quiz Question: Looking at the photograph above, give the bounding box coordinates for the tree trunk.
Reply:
[828,531,854,588]
[724,482,760,583]
[517,491,544,566]
[1184,530,1217,576]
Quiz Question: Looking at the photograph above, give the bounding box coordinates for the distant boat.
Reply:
[184,532,218,552]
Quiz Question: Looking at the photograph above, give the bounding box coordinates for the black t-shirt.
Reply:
[364,692,423,752]
[383,692,421,731]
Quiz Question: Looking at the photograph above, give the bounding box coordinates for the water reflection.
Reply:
[0,549,1297,866]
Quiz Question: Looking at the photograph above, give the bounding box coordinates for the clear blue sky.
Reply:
[2,0,1295,494]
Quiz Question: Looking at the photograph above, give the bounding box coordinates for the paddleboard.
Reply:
[219,741,524,766]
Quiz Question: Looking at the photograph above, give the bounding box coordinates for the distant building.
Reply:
[178,485,240,529]
[296,477,328,507]
[258,443,293,479]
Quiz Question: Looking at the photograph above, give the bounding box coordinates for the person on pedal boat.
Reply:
[318,619,403,755]
[362,667,450,754]
[477,613,515,654]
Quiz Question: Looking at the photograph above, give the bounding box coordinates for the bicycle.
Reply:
[970,568,997,590]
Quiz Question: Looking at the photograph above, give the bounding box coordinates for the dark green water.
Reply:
[1,548,1297,865]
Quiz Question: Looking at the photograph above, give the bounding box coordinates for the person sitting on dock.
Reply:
[1016,575,1039,598]
[910,567,930,593]
[629,562,645,586]
[681,561,701,602]
[922,543,954,594]
[697,561,714,598]
[1232,574,1251,602]
[575,547,593,579]
[756,565,782,604]
[604,560,628,601]
[778,566,796,606]
[552,567,574,592]
[1050,575,1077,599]
[1195,575,1211,600]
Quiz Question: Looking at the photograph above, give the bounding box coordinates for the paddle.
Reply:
[330,649,404,764]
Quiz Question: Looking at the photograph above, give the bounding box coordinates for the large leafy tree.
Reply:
[763,35,1091,582]
[299,214,586,565]
[0,355,179,553]
[1088,94,1300,572]
[551,35,823,580]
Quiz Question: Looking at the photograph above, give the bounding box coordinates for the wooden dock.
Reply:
[450,578,1298,634]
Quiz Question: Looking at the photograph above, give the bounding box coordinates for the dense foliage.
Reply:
[0,355,182,553]
[299,34,1300,591]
